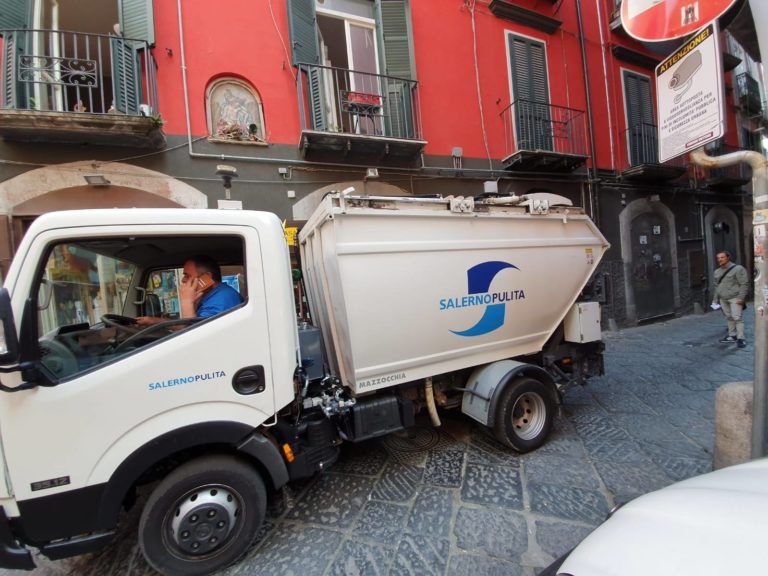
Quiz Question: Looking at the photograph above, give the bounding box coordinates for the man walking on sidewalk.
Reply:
[713,251,749,348]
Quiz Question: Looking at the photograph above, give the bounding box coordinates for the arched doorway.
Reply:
[620,198,679,323]
[704,205,741,302]
[0,161,207,275]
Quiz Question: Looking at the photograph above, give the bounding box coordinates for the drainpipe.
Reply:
[593,0,615,170]
[575,0,600,226]
[691,146,768,458]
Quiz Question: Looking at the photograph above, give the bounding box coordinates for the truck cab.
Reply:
[0,209,298,574]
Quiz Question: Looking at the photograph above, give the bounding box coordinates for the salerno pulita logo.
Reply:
[439,261,525,337]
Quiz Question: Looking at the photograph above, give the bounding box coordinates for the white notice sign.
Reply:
[656,22,724,163]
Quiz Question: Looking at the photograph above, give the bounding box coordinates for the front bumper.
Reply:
[0,508,34,570]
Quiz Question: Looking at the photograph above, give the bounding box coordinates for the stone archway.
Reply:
[0,161,207,275]
[619,197,679,323]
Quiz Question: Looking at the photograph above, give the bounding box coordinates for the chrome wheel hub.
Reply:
[168,485,241,556]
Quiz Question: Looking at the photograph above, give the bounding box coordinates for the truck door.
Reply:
[0,224,284,535]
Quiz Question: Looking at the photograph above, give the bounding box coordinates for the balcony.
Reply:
[0,29,163,148]
[620,123,687,181]
[735,73,763,116]
[499,99,588,172]
[700,142,751,190]
[296,64,425,164]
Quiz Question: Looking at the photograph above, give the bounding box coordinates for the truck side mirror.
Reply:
[0,288,19,365]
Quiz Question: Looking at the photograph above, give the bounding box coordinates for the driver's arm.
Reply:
[135,316,164,327]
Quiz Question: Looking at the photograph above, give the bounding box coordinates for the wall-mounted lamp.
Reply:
[216,164,238,200]
[84,175,110,187]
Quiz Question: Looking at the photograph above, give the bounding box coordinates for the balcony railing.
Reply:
[297,63,421,141]
[621,122,686,179]
[735,72,762,114]
[1,29,158,116]
[500,98,587,158]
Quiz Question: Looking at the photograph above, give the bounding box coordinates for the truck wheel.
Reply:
[493,377,553,452]
[138,455,266,576]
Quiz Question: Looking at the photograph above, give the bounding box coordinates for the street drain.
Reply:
[382,426,441,453]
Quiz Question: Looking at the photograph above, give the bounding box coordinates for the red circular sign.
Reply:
[621,0,741,42]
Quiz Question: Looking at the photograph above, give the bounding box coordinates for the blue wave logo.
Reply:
[440,261,523,337]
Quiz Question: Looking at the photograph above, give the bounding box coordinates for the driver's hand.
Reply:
[135,316,163,327]
[179,275,203,307]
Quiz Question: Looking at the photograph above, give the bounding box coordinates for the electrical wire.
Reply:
[468,0,494,170]
[268,0,297,80]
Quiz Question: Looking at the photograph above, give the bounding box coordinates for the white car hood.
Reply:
[558,458,768,576]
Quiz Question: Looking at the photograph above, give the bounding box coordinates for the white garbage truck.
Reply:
[0,190,607,575]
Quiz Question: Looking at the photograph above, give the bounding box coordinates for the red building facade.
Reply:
[0,0,762,325]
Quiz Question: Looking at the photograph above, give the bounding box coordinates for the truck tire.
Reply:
[493,376,553,452]
[138,455,267,576]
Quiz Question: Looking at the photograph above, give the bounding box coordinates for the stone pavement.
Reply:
[3,310,755,576]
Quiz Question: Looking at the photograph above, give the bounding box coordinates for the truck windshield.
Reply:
[38,243,136,335]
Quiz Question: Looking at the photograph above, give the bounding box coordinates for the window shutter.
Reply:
[3,30,25,108]
[623,71,655,164]
[307,66,326,130]
[118,0,154,45]
[375,0,415,138]
[287,0,320,65]
[375,0,414,80]
[112,37,141,114]
[0,0,28,29]
[508,35,551,151]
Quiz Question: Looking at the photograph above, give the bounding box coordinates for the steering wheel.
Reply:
[111,318,202,353]
[101,314,140,334]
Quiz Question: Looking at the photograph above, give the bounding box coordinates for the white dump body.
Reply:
[299,193,609,394]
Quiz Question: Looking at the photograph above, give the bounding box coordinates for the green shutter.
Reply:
[0,0,29,29]
[3,30,25,108]
[118,0,154,44]
[375,0,415,138]
[623,71,655,164]
[307,66,326,131]
[287,0,319,65]
[508,35,551,151]
[111,37,141,114]
[375,0,414,80]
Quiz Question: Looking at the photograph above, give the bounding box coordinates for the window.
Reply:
[33,235,245,381]
[206,79,266,143]
[0,0,154,114]
[507,33,552,151]
[623,70,656,165]
[287,0,417,138]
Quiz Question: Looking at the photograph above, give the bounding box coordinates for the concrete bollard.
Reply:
[713,381,753,470]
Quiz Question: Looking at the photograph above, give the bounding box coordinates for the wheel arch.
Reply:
[462,360,559,428]
[96,422,288,530]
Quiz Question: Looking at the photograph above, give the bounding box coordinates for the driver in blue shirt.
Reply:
[136,255,242,326]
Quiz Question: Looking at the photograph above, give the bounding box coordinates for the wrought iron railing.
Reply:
[622,122,686,170]
[735,72,762,114]
[0,29,158,116]
[500,99,587,158]
[296,63,421,140]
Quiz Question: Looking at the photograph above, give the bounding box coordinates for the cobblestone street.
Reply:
[4,310,755,576]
